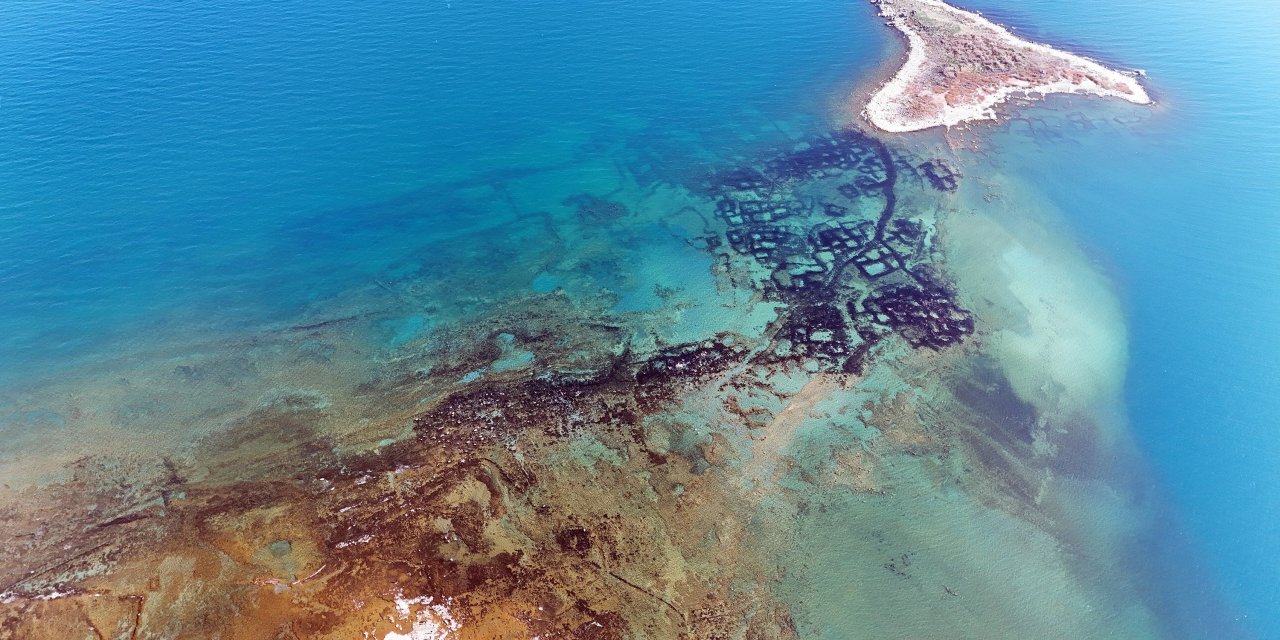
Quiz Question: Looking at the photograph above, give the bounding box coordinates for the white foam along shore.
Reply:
[863,0,1151,133]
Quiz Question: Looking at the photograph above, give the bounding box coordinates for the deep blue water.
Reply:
[0,0,883,381]
[1,0,1277,635]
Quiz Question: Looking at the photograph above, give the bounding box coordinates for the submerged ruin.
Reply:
[0,123,1156,639]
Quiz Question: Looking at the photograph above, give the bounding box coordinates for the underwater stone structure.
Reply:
[698,129,973,374]
[0,128,977,640]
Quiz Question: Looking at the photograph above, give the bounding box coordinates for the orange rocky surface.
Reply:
[0,343,804,640]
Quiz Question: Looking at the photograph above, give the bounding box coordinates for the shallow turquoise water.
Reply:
[954,0,1280,631]
[0,0,1276,635]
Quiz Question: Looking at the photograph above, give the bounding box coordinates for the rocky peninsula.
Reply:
[863,0,1151,132]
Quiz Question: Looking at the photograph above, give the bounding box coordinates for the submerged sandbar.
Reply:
[863,0,1151,132]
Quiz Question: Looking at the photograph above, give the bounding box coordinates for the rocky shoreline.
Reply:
[862,0,1151,132]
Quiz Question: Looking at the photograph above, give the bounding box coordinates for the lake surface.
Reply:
[0,0,1274,637]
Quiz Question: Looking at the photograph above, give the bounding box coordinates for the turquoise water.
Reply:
[0,0,1276,636]
[956,0,1280,631]
[0,0,882,381]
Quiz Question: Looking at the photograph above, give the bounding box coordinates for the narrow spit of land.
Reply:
[862,0,1150,133]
